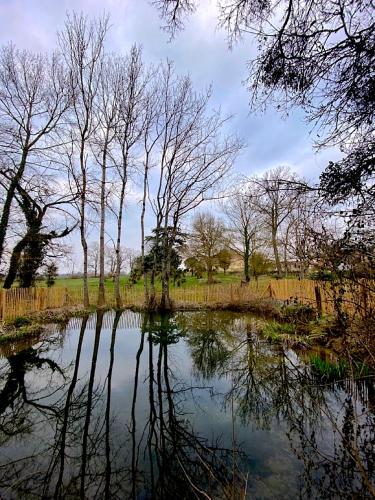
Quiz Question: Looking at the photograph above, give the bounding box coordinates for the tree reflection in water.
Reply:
[183,312,375,498]
[128,313,248,499]
[0,310,373,499]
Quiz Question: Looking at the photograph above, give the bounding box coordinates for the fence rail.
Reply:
[0,279,373,321]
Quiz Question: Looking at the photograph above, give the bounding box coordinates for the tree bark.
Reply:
[271,207,282,276]
[244,245,250,282]
[114,176,126,309]
[141,160,149,307]
[207,262,214,284]
[0,146,29,265]
[283,223,291,277]
[272,227,282,277]
[80,144,90,308]
[98,138,109,308]
[3,237,28,289]
[160,218,172,311]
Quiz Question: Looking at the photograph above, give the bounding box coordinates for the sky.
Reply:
[0,0,342,270]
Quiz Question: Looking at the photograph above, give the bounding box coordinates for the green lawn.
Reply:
[48,272,273,293]
[3,272,272,292]
[51,272,243,291]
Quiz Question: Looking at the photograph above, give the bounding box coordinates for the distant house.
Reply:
[228,254,243,272]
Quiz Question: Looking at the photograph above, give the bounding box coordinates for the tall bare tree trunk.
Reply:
[0,145,29,266]
[271,207,282,276]
[243,229,250,282]
[80,147,90,309]
[160,212,172,311]
[149,218,161,311]
[98,139,109,308]
[207,265,214,284]
[60,14,109,308]
[271,227,282,277]
[141,160,149,307]
[283,223,291,277]
[114,184,125,309]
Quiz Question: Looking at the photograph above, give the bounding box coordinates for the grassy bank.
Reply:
[0,307,94,344]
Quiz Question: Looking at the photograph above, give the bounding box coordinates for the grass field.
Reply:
[2,273,280,295]
[49,272,272,301]
[52,272,245,291]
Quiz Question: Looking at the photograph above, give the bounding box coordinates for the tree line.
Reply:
[152,0,374,276]
[1,6,373,312]
[0,13,242,309]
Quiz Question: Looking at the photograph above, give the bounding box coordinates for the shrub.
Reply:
[280,302,315,322]
[309,270,334,281]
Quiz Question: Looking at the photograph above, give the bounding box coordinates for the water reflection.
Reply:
[0,310,373,499]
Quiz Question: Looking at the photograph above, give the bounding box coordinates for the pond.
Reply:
[0,310,374,499]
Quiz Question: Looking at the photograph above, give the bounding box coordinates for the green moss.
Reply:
[4,316,32,328]
[70,307,96,317]
[33,307,94,324]
[0,323,44,344]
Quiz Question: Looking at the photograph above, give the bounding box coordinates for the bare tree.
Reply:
[2,179,76,288]
[93,55,122,307]
[248,166,301,277]
[88,241,100,277]
[0,45,71,266]
[281,190,321,278]
[139,79,165,306]
[59,13,108,308]
[153,0,375,238]
[105,245,117,279]
[222,189,262,282]
[112,47,149,308]
[148,62,242,308]
[154,0,374,150]
[105,245,135,279]
[153,0,196,37]
[189,212,226,284]
[122,247,139,274]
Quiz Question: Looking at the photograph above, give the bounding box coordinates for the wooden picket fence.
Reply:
[170,281,269,304]
[0,285,145,320]
[0,287,70,321]
[268,279,374,317]
[0,279,373,321]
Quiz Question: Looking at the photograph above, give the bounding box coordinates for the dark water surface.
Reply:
[0,310,374,499]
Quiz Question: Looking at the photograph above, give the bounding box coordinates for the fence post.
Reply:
[314,285,322,316]
[360,282,368,317]
[0,289,3,320]
[63,287,69,307]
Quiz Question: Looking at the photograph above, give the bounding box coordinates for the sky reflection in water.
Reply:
[0,310,374,499]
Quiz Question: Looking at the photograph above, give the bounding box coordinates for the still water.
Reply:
[0,310,374,499]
